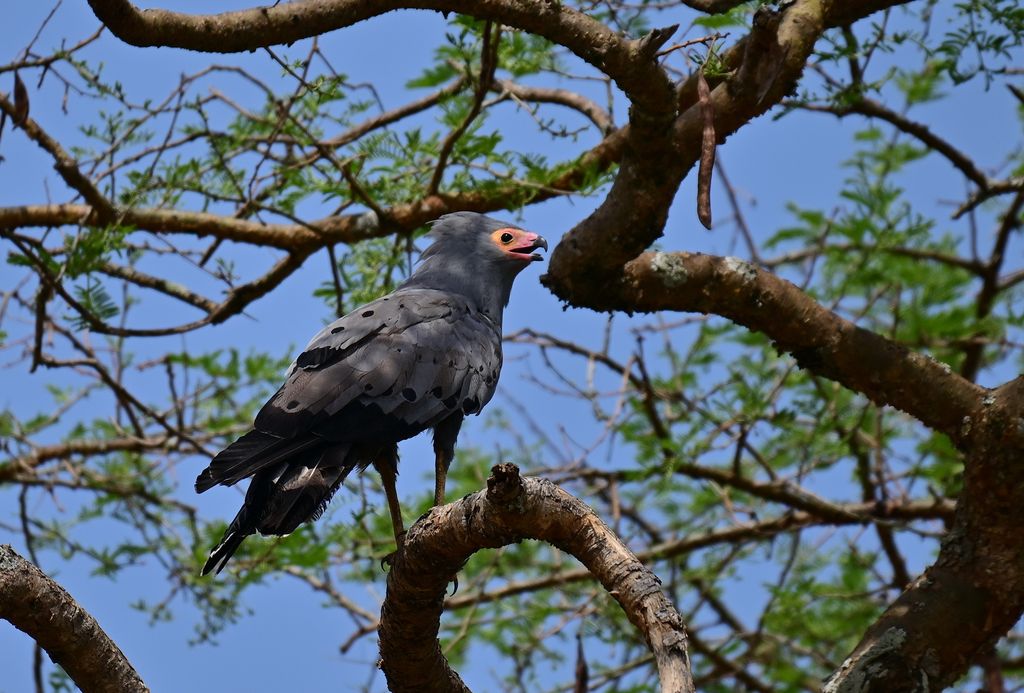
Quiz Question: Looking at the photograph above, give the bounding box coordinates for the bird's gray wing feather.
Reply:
[255,289,501,438]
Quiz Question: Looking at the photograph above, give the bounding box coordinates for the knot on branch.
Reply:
[636,24,680,60]
[379,465,694,692]
[485,461,524,505]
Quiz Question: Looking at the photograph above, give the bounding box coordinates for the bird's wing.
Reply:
[254,288,502,439]
[199,289,502,491]
[368,297,502,431]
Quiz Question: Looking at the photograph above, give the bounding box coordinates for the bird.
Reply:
[195,212,547,575]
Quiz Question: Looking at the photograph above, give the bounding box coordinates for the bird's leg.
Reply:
[372,446,405,549]
[432,414,463,507]
[433,449,449,507]
[382,473,406,549]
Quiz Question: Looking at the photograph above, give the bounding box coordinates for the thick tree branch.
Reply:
[544,1,815,294]
[0,545,148,693]
[826,377,1024,691]
[543,0,915,299]
[617,251,985,444]
[380,463,694,693]
[83,0,675,114]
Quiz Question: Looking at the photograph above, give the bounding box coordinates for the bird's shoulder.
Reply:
[253,289,502,437]
[294,288,492,371]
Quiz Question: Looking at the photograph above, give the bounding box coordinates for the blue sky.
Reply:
[1,2,1020,691]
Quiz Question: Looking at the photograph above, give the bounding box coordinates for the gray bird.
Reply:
[195,212,547,575]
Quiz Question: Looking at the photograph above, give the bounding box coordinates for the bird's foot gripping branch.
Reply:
[379,463,695,693]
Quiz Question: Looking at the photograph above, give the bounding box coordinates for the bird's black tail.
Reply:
[202,526,249,576]
[198,438,357,575]
[195,429,323,493]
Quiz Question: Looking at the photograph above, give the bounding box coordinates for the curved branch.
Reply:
[380,463,694,693]
[491,78,614,134]
[543,0,917,304]
[544,0,828,300]
[83,0,675,113]
[0,545,148,693]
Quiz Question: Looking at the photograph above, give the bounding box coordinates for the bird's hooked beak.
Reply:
[508,232,548,262]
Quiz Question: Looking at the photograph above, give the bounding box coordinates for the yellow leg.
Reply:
[373,447,405,548]
[432,414,463,507]
[433,449,448,507]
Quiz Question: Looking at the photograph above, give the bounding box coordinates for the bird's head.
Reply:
[423,211,548,269]
[402,212,548,318]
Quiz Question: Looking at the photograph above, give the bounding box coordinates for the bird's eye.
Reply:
[500,232,514,244]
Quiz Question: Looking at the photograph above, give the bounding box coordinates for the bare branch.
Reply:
[491,78,613,134]
[0,91,114,220]
[790,97,993,190]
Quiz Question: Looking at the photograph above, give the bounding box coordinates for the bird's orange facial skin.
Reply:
[490,228,547,261]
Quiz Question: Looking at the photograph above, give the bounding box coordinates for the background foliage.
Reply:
[1,0,1023,690]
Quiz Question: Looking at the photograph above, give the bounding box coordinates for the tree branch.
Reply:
[826,378,1024,691]
[490,78,614,134]
[0,545,148,693]
[544,0,828,299]
[0,91,115,221]
[616,251,985,444]
[83,0,674,113]
[790,96,996,191]
[0,435,174,482]
[380,463,695,693]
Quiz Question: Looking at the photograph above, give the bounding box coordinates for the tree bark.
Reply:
[380,463,694,693]
[824,377,1024,691]
[0,545,148,693]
